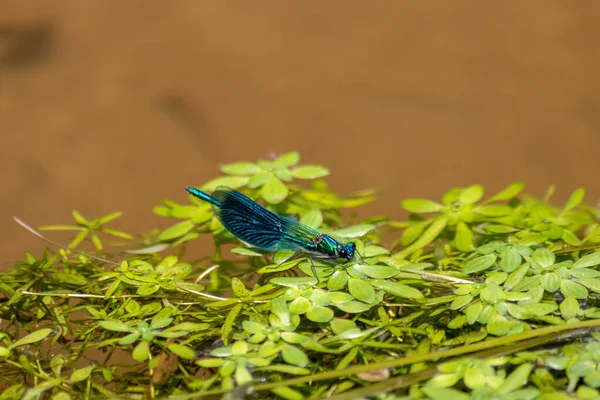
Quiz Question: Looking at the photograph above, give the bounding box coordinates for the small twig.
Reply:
[553,242,600,255]
[400,268,474,284]
[13,216,119,265]
[176,284,228,301]
[327,331,570,400]
[21,291,147,299]
[197,264,220,281]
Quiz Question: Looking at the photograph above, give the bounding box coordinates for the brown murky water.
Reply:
[2,1,600,266]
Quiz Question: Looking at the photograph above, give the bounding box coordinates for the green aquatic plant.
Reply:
[1,151,600,399]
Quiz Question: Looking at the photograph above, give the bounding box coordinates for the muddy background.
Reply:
[2,1,599,267]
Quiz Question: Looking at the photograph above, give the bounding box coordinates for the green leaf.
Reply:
[531,248,555,269]
[275,169,293,182]
[505,303,531,319]
[522,303,558,316]
[39,225,83,231]
[328,292,354,304]
[348,278,376,304]
[427,373,460,388]
[222,304,243,345]
[270,298,290,326]
[560,279,588,299]
[454,222,474,252]
[472,205,512,216]
[370,280,423,299]
[499,247,522,273]
[464,366,486,389]
[421,387,470,400]
[220,162,261,176]
[201,176,249,191]
[137,283,160,296]
[157,220,195,242]
[98,211,124,225]
[561,229,582,246]
[132,341,150,362]
[332,224,375,238]
[481,282,506,304]
[450,294,473,310]
[485,225,519,233]
[562,187,585,213]
[232,340,249,355]
[105,280,121,299]
[459,185,484,204]
[291,165,330,179]
[242,321,265,335]
[330,318,356,335]
[364,245,390,257]
[168,343,196,360]
[395,216,448,259]
[487,314,512,336]
[116,332,139,345]
[150,317,173,330]
[270,387,305,400]
[10,328,53,349]
[231,247,263,257]
[305,306,334,323]
[400,220,432,246]
[300,208,323,229]
[248,171,273,188]
[91,232,103,250]
[560,298,580,319]
[545,357,569,370]
[573,251,600,269]
[231,277,249,297]
[570,268,600,279]
[274,152,300,168]
[280,332,307,345]
[401,199,443,213]
[463,254,497,274]
[270,277,318,287]
[197,358,224,368]
[261,176,288,204]
[486,271,508,285]
[485,182,524,202]
[578,278,600,293]
[288,297,311,314]
[281,345,309,367]
[356,264,398,279]
[211,347,233,357]
[476,241,504,254]
[511,275,542,292]
[70,366,93,383]
[497,363,532,394]
[334,301,372,313]
[569,359,595,377]
[327,270,349,291]
[465,301,483,324]
[258,259,302,274]
[72,210,88,225]
[541,273,561,292]
[54,272,87,286]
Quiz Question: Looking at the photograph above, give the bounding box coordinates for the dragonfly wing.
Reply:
[278,216,321,250]
[211,187,297,251]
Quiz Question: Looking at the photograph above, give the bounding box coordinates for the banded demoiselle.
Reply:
[185,186,358,280]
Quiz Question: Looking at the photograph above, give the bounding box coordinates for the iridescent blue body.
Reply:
[185,186,356,266]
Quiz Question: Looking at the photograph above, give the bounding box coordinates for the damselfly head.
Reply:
[339,242,356,260]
